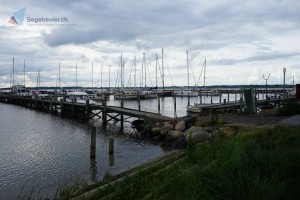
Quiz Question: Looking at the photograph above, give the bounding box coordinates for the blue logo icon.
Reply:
[8,7,26,25]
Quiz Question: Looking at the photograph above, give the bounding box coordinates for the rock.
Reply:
[161,124,174,135]
[175,120,185,131]
[185,131,210,144]
[152,127,161,135]
[178,116,197,128]
[167,130,184,139]
[165,119,177,127]
[183,126,204,137]
[203,125,219,133]
[219,127,237,137]
[171,136,186,150]
[155,122,164,128]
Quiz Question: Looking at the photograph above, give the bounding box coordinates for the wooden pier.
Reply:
[0,94,172,127]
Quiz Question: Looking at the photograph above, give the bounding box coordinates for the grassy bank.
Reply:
[62,125,300,200]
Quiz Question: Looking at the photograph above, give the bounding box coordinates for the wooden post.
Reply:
[235,92,237,101]
[223,99,226,104]
[109,138,114,154]
[86,99,89,120]
[102,100,107,125]
[227,92,230,102]
[210,94,213,104]
[187,93,190,106]
[157,96,161,114]
[90,127,96,159]
[72,99,75,118]
[199,91,202,104]
[138,93,141,111]
[219,92,222,103]
[174,95,177,117]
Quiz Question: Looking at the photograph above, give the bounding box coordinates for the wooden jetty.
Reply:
[0,94,172,128]
[187,96,295,115]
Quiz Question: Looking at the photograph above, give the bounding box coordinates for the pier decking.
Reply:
[0,95,172,125]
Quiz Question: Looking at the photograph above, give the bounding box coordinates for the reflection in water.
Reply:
[109,154,115,166]
[90,159,97,181]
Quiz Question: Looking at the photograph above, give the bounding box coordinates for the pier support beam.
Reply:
[90,127,96,159]
[102,100,107,126]
[158,96,161,114]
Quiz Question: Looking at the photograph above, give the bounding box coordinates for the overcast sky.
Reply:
[0,0,299,88]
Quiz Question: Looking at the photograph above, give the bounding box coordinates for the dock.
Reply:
[0,94,172,128]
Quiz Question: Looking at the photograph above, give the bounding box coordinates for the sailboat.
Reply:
[198,59,220,97]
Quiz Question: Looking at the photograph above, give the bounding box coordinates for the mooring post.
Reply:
[187,93,190,106]
[72,99,75,118]
[90,127,96,159]
[210,94,213,104]
[235,92,237,101]
[109,137,114,154]
[86,99,90,120]
[227,92,230,103]
[219,92,222,103]
[157,96,161,114]
[174,95,177,117]
[138,93,141,111]
[223,99,226,104]
[50,97,53,113]
[199,91,202,104]
[102,100,107,125]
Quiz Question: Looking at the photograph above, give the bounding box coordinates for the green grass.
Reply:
[57,126,300,200]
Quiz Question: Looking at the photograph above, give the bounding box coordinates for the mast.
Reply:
[12,57,15,86]
[76,62,78,88]
[120,54,123,90]
[56,62,61,88]
[23,60,26,86]
[156,54,158,89]
[109,65,111,90]
[143,52,146,88]
[186,51,189,89]
[203,58,206,87]
[162,49,164,91]
[91,61,94,88]
[101,62,103,88]
[134,56,136,89]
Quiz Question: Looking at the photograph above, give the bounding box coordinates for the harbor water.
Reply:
[0,103,163,199]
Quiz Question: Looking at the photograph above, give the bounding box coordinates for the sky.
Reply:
[0,0,299,88]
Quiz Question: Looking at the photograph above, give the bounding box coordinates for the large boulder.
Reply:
[185,131,210,144]
[161,124,174,136]
[175,120,185,131]
[203,125,219,133]
[151,127,162,135]
[178,116,197,128]
[164,131,184,145]
[184,126,204,137]
[155,122,164,128]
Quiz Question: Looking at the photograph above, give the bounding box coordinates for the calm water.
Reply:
[0,93,265,199]
[0,103,164,199]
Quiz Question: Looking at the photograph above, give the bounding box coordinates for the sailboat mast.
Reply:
[156,54,158,89]
[120,55,123,90]
[23,60,26,86]
[203,59,206,87]
[162,49,164,91]
[76,62,78,88]
[91,61,94,88]
[134,56,136,89]
[101,62,103,88]
[186,51,189,89]
[143,53,146,88]
[12,57,15,86]
[109,65,111,89]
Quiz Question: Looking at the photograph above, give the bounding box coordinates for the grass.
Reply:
[58,125,300,200]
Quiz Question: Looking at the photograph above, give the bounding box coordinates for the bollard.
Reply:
[157,96,161,114]
[90,127,96,159]
[109,138,114,154]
